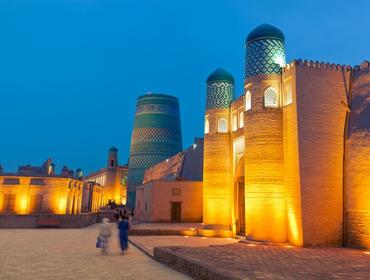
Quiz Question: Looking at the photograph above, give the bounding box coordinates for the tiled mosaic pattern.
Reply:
[136,104,179,116]
[206,81,234,110]
[245,38,285,78]
[131,128,180,143]
[127,95,182,209]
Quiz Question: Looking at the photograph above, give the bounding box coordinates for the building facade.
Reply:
[203,24,370,248]
[135,138,203,223]
[0,159,103,215]
[127,93,183,209]
[84,147,128,206]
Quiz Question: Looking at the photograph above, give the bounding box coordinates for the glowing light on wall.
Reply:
[239,112,244,128]
[245,90,252,111]
[274,54,286,67]
[58,198,66,214]
[20,196,28,214]
[204,119,209,134]
[232,115,237,131]
[287,208,299,243]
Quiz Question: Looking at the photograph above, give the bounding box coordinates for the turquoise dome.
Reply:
[109,147,118,152]
[246,24,285,44]
[206,68,234,84]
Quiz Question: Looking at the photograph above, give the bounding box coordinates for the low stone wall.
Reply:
[0,213,98,228]
[154,247,238,280]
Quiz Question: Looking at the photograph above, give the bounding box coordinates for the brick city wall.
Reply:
[294,60,350,246]
[346,61,370,249]
[0,213,98,228]
[282,65,304,246]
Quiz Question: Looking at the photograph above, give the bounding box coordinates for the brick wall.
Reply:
[283,65,304,246]
[203,108,232,227]
[294,61,350,246]
[346,62,370,249]
[0,213,97,228]
[244,74,287,242]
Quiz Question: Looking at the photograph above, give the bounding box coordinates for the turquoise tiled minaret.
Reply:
[127,93,182,209]
[206,68,235,110]
[245,24,286,79]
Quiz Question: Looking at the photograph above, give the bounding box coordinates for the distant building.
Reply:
[135,138,203,223]
[84,147,128,206]
[0,159,103,215]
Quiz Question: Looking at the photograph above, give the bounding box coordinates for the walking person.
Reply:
[129,210,134,225]
[118,216,130,255]
[99,218,112,255]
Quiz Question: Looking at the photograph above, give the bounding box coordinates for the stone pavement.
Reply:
[130,235,237,256]
[0,224,190,280]
[154,242,370,280]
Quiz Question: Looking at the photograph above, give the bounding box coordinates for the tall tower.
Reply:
[203,69,234,229]
[127,93,182,209]
[107,147,118,167]
[244,24,287,242]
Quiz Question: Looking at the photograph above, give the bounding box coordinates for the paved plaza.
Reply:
[0,224,190,280]
[130,235,237,256]
[154,242,370,280]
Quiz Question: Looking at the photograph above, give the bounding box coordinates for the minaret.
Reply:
[107,147,118,168]
[203,69,234,230]
[244,24,287,242]
[127,93,183,209]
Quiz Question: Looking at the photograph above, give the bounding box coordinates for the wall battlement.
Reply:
[284,59,352,72]
[353,60,370,73]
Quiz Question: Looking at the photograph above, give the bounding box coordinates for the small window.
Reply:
[232,115,237,132]
[218,118,228,133]
[239,112,244,128]
[30,178,45,185]
[245,90,252,111]
[204,119,209,134]
[3,178,20,185]
[264,87,278,108]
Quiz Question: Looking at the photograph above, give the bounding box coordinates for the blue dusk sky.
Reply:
[0,0,369,174]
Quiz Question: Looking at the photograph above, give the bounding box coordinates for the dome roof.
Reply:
[246,24,285,44]
[109,147,118,152]
[207,68,234,84]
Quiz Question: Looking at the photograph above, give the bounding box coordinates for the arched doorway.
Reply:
[235,156,245,235]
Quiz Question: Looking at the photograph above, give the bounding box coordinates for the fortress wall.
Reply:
[282,65,303,246]
[294,60,350,246]
[346,61,370,249]
[203,108,232,226]
[244,75,287,242]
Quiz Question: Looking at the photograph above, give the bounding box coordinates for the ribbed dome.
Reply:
[246,24,285,44]
[206,68,234,84]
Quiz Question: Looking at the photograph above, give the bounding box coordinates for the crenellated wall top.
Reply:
[283,59,352,72]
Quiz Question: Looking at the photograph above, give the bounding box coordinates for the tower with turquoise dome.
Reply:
[245,23,286,79]
[243,23,287,243]
[206,68,235,110]
[203,68,235,229]
[127,93,182,209]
